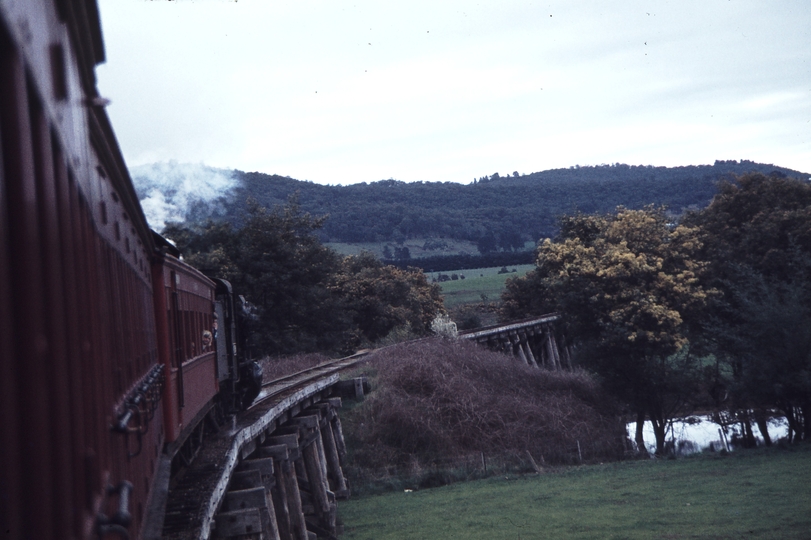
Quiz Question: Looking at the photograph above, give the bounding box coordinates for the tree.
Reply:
[713,263,811,442]
[231,197,348,354]
[164,197,348,355]
[394,246,411,260]
[477,233,498,254]
[163,220,240,282]
[498,229,524,252]
[163,201,446,356]
[689,173,811,441]
[502,207,713,454]
[687,173,811,281]
[331,252,445,348]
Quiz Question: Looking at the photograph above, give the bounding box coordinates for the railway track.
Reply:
[251,350,373,410]
[160,350,375,540]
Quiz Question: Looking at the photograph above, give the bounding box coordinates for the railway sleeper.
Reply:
[213,508,263,539]
[216,486,279,540]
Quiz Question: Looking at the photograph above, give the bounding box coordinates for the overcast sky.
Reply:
[96,0,810,185]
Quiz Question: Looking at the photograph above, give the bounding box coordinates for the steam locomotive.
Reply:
[0,1,261,538]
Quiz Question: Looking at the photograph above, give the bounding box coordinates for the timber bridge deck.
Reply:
[159,314,565,540]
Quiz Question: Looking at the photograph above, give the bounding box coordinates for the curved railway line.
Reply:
[160,350,375,540]
[158,315,565,539]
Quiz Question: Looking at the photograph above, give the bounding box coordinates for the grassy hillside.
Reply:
[339,444,811,539]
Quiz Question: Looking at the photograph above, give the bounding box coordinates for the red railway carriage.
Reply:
[152,249,220,444]
[0,2,263,538]
[0,1,163,538]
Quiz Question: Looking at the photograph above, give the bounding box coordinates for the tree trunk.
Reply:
[651,421,667,456]
[741,417,757,448]
[635,410,648,456]
[648,408,667,456]
[781,404,798,443]
[800,403,810,441]
[753,409,771,447]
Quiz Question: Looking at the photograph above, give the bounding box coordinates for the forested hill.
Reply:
[147,161,809,251]
[207,160,807,249]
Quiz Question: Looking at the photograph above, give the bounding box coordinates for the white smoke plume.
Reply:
[130,161,239,231]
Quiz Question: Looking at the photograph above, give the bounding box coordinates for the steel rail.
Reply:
[249,349,373,409]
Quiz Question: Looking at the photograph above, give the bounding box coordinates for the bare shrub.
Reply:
[346,338,624,477]
[259,353,332,383]
[430,314,458,337]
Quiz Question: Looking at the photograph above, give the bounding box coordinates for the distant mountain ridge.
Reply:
[132,160,808,252]
[228,160,806,248]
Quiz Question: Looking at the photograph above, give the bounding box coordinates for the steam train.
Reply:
[0,1,261,538]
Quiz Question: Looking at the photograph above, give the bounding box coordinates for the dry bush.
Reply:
[347,338,624,475]
[259,353,332,383]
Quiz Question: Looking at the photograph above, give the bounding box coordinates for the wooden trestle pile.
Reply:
[214,397,351,540]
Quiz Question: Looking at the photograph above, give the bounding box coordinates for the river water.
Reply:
[627,414,790,455]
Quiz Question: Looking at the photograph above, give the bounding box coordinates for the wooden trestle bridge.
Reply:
[160,314,565,540]
[459,312,570,370]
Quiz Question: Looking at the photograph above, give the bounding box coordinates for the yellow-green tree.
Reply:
[502,207,713,454]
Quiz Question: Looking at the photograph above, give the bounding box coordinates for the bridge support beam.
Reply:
[218,483,279,540]
[260,445,294,540]
[294,415,336,535]
[235,460,282,540]
[312,402,350,498]
[510,333,529,365]
[263,437,309,540]
[548,330,562,370]
[522,341,537,368]
[230,400,349,540]
[327,400,349,468]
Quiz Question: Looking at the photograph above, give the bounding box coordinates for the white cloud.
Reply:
[97,0,811,184]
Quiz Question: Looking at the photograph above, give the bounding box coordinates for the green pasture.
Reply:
[427,265,535,307]
[326,239,480,259]
[339,444,811,539]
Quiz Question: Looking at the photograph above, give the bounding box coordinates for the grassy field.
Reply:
[428,265,535,308]
[338,444,811,539]
[326,240,536,259]
[326,239,480,259]
[324,242,536,309]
